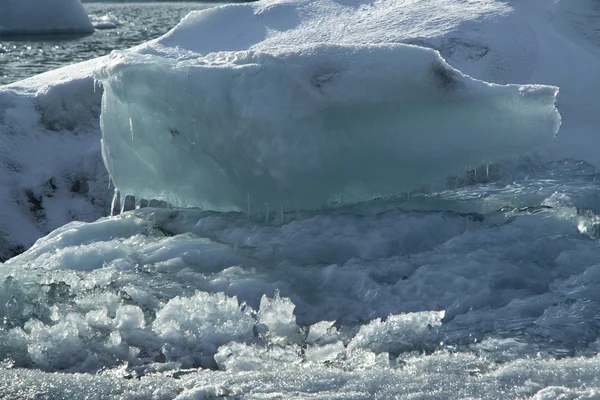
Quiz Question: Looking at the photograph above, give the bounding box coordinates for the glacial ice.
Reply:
[97,44,560,211]
[0,0,93,36]
[3,0,600,397]
[5,0,600,256]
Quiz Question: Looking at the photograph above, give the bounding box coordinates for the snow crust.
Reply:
[96,0,561,211]
[0,0,93,36]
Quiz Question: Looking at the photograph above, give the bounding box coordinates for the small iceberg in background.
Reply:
[91,14,122,30]
[0,0,93,36]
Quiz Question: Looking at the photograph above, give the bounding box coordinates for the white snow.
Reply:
[0,59,110,261]
[0,0,93,36]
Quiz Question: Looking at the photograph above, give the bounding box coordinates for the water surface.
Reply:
[0,2,216,85]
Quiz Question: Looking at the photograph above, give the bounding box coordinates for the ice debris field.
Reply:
[1,0,600,398]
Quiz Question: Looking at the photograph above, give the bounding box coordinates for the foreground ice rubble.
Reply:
[0,0,93,36]
[2,162,600,398]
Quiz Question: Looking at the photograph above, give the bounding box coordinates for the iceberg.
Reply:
[96,11,560,211]
[6,0,600,256]
[0,0,93,36]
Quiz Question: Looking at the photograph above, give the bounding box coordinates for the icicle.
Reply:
[111,188,121,216]
[486,164,490,181]
[128,105,135,140]
[265,203,269,223]
[247,193,251,220]
[129,116,134,140]
[122,195,136,213]
[120,192,125,214]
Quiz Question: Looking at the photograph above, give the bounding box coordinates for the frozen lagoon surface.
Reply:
[2,0,600,398]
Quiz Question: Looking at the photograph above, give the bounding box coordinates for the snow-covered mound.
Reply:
[0,60,111,261]
[96,3,560,211]
[0,0,93,36]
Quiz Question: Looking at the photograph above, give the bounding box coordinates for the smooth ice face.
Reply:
[0,0,93,36]
[97,44,560,211]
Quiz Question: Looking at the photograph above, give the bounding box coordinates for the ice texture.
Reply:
[0,0,93,36]
[98,43,559,211]
[2,163,600,398]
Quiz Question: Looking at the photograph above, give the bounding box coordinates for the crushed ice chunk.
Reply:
[256,291,304,345]
[306,320,338,344]
[348,311,445,354]
[153,291,254,368]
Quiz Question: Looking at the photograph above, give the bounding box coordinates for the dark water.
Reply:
[0,2,216,86]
